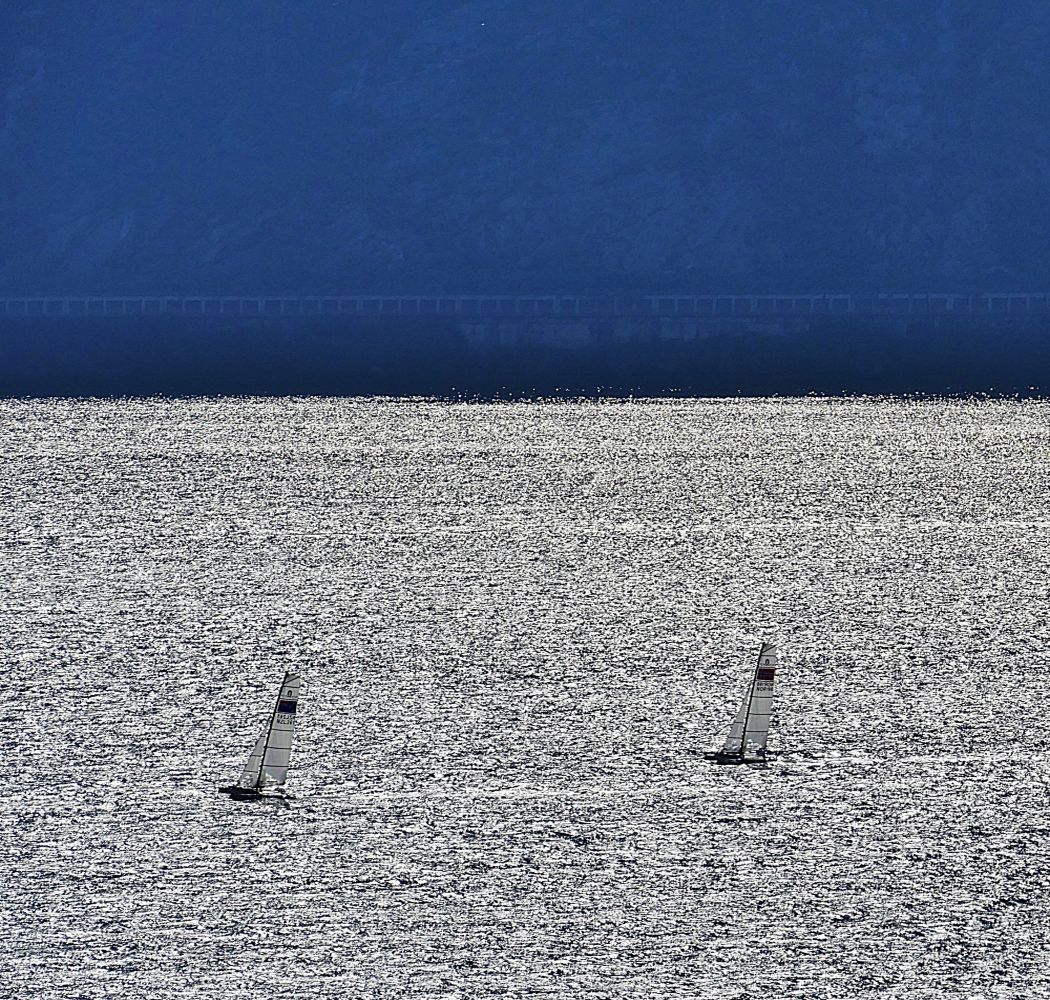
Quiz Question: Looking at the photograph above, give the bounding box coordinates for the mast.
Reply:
[255,670,290,791]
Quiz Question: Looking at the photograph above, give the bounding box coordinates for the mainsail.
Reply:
[720,643,778,758]
[234,671,302,792]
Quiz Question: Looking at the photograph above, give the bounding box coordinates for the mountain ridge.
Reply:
[2,2,1047,295]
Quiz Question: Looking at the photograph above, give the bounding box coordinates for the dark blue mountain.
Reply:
[3,2,1048,294]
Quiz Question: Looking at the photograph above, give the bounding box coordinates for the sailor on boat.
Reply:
[220,670,303,800]
[705,643,778,764]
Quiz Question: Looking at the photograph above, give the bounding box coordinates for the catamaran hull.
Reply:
[218,785,287,801]
[219,785,261,800]
[703,752,769,765]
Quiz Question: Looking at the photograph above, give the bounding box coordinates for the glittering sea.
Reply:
[4,397,1049,999]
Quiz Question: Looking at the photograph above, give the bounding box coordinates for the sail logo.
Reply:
[277,700,297,714]
[756,668,775,681]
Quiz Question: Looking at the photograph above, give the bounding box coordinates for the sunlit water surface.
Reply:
[4,397,1049,999]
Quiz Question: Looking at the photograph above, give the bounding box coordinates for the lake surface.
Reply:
[4,397,1048,998]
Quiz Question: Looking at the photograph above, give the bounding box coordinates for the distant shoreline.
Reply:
[2,314,1047,397]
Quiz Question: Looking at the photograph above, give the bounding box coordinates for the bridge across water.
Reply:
[2,293,1049,319]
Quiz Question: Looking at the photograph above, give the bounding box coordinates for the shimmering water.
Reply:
[4,397,1049,999]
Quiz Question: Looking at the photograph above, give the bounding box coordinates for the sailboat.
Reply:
[219,670,303,800]
[705,643,778,764]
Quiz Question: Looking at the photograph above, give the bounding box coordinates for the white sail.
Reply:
[238,732,266,787]
[721,643,778,756]
[722,695,750,754]
[257,671,302,788]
